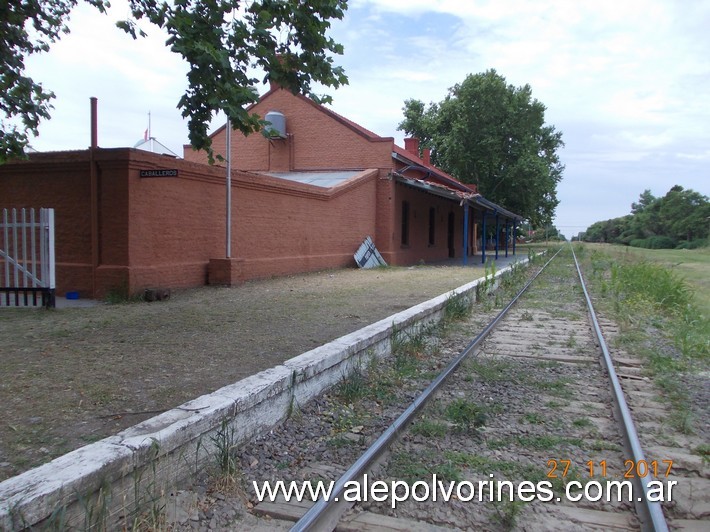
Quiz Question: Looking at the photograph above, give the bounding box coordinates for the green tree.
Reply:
[660,186,710,242]
[631,189,656,215]
[1,0,348,163]
[399,69,564,226]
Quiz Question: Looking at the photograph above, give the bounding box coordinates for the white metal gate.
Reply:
[0,208,56,308]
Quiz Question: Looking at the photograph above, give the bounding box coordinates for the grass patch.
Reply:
[545,400,567,408]
[388,451,461,483]
[487,434,584,451]
[327,434,357,448]
[444,398,486,432]
[411,418,448,438]
[572,417,593,428]
[520,413,545,425]
[692,444,710,464]
[595,244,710,316]
[491,499,525,531]
[529,377,573,399]
[589,439,622,452]
[581,244,709,434]
[466,358,515,383]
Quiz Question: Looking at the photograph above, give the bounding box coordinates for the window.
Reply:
[401,201,410,246]
[428,207,436,245]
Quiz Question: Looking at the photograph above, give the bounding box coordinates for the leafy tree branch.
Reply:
[0,0,348,163]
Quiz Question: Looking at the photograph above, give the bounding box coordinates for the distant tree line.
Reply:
[579,185,710,249]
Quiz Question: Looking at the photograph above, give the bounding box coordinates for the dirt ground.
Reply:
[0,262,508,481]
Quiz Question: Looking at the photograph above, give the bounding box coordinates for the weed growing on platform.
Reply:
[336,364,369,403]
[444,292,472,323]
[390,324,433,379]
[211,420,240,483]
[76,478,112,531]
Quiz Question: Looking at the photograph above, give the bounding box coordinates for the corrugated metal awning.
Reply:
[394,174,523,221]
[262,170,365,188]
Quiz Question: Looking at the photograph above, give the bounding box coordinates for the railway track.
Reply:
[173,247,708,531]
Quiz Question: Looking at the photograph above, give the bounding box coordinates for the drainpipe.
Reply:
[225,117,232,258]
[462,203,469,266]
[89,97,99,298]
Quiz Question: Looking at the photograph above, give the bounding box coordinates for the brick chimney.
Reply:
[404,137,420,157]
[268,54,289,91]
[422,148,431,166]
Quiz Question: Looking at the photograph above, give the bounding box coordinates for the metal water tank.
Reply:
[264,111,286,139]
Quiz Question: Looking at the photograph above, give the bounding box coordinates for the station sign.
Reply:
[139,169,178,178]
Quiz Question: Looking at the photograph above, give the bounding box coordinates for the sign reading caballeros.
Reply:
[139,169,178,178]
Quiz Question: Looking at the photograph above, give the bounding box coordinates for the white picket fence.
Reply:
[0,208,56,308]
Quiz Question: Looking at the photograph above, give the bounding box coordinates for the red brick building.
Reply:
[0,86,520,299]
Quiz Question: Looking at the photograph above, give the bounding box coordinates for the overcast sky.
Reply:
[24,0,710,238]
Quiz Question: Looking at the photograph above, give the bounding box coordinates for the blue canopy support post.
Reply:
[513,221,517,256]
[505,220,509,258]
[482,212,487,264]
[495,213,500,260]
[462,204,469,266]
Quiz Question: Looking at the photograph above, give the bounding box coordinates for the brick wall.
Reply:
[1,149,381,298]
[390,182,471,265]
[185,89,393,173]
[232,170,378,279]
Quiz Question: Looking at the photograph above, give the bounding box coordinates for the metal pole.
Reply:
[89,97,99,297]
[495,213,500,260]
[226,118,232,258]
[481,213,487,264]
[505,220,509,258]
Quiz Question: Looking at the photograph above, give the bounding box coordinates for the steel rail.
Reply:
[291,248,563,532]
[571,245,669,532]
